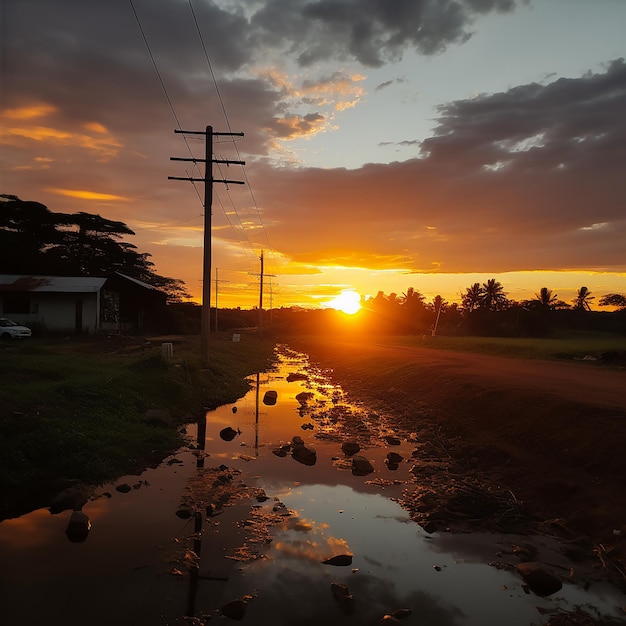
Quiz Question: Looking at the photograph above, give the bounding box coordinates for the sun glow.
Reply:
[326,290,362,315]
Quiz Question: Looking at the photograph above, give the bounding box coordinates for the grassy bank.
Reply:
[0,334,275,508]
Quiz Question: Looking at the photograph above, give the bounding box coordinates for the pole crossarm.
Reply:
[170,157,246,165]
[175,129,244,137]
[168,176,244,185]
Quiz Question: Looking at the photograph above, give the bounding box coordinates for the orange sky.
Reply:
[2,1,625,310]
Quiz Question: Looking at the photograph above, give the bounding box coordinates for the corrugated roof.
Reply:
[0,275,107,293]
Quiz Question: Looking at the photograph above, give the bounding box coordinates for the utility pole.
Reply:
[169,126,244,363]
[214,267,229,333]
[249,250,275,335]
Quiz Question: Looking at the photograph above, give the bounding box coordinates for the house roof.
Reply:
[0,275,107,293]
[0,273,161,294]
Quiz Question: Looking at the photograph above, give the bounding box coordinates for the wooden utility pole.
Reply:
[251,251,275,335]
[169,126,244,363]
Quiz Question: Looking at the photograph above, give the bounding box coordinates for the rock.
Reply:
[219,426,240,441]
[232,406,238,413]
[352,455,374,476]
[144,408,173,426]
[292,445,317,466]
[115,483,132,493]
[291,435,305,447]
[422,521,438,534]
[386,452,404,464]
[516,562,562,596]
[49,485,92,514]
[384,435,401,445]
[379,616,401,625]
[323,554,353,566]
[391,608,413,619]
[341,442,361,456]
[263,390,278,406]
[331,582,355,614]
[65,511,91,543]
[175,509,192,519]
[296,391,314,405]
[221,598,246,620]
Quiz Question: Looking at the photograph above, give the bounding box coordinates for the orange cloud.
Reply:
[48,188,129,201]
[1,103,57,120]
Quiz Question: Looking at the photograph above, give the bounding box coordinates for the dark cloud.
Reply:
[248,0,522,67]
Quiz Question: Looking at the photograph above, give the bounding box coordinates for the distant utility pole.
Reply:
[249,250,275,334]
[214,267,229,333]
[169,125,244,363]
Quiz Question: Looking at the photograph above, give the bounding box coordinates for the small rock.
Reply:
[176,509,192,519]
[219,427,240,442]
[352,455,374,476]
[323,554,353,566]
[341,442,361,456]
[384,435,401,445]
[263,390,278,406]
[116,483,132,493]
[65,511,91,543]
[516,562,562,596]
[221,598,246,620]
[391,608,413,619]
[386,452,404,464]
[292,445,317,466]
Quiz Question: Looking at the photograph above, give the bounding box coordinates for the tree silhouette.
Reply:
[599,293,626,311]
[461,282,482,311]
[480,278,508,311]
[0,195,189,302]
[533,287,558,310]
[573,286,594,311]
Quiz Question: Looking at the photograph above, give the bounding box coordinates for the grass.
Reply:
[385,331,626,361]
[0,334,276,501]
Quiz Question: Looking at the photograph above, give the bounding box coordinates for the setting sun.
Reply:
[326,290,362,315]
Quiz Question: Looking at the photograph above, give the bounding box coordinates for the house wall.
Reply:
[1,292,99,334]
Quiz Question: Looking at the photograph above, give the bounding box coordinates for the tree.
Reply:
[461,282,482,312]
[530,287,559,312]
[480,278,508,311]
[573,286,594,311]
[0,195,189,302]
[599,293,626,311]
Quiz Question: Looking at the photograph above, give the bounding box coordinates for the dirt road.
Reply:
[291,336,626,581]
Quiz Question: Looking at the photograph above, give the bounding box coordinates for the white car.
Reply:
[0,318,32,339]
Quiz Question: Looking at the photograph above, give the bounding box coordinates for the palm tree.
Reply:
[480,278,508,311]
[533,287,558,310]
[573,286,594,311]
[461,283,482,312]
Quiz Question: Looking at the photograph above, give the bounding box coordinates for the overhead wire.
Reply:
[187,0,277,270]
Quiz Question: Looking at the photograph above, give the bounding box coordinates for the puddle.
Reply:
[1,345,624,625]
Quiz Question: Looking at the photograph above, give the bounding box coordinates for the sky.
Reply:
[2,0,626,311]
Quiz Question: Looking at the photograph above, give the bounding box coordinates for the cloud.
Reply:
[247,0,521,67]
[251,59,626,273]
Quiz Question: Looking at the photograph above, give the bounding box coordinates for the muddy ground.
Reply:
[288,337,626,593]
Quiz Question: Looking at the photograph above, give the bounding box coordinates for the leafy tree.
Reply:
[573,286,594,311]
[0,195,189,302]
[480,278,508,311]
[599,293,626,311]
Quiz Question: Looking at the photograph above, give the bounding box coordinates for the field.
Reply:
[0,334,275,517]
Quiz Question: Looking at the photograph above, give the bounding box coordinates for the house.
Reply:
[0,273,167,335]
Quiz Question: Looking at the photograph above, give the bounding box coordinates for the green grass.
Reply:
[386,332,626,361]
[0,335,276,497]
